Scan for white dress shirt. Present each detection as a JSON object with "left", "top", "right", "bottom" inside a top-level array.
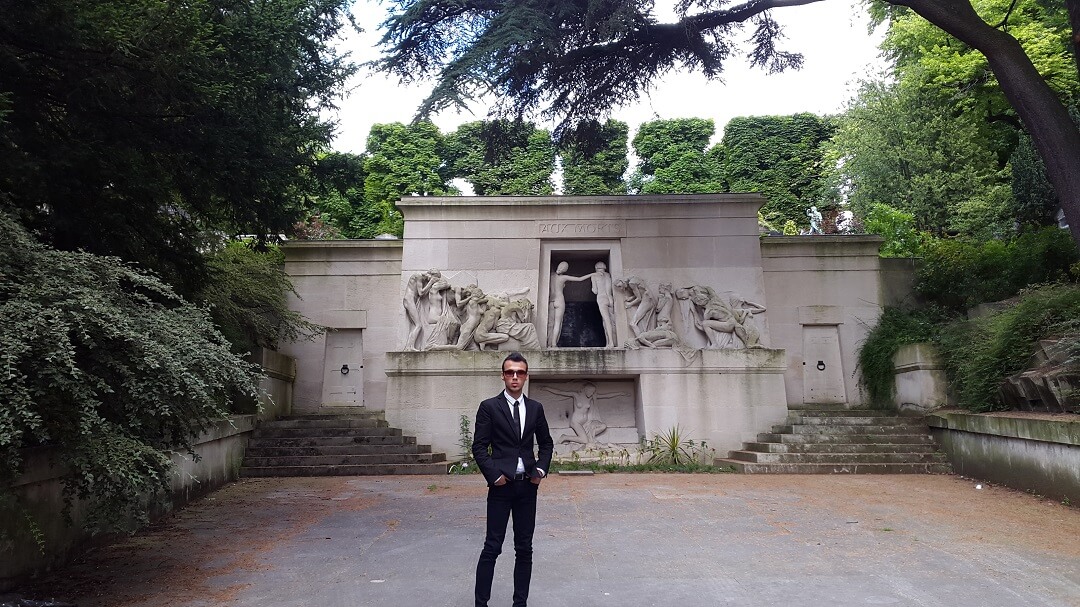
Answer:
[{"left": 503, "top": 391, "right": 527, "bottom": 474}]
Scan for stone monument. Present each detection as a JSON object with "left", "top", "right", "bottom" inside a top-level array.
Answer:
[
  {"left": 281, "top": 195, "right": 892, "bottom": 459},
  {"left": 381, "top": 194, "right": 791, "bottom": 458}
]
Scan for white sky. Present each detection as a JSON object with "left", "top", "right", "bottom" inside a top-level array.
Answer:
[{"left": 329, "top": 0, "right": 889, "bottom": 154}]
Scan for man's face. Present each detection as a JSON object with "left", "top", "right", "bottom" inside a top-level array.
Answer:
[{"left": 502, "top": 360, "right": 528, "bottom": 394}]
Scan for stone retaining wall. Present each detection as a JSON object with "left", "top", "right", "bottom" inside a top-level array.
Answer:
[
  {"left": 1, "top": 353, "right": 296, "bottom": 590},
  {"left": 1, "top": 416, "right": 258, "bottom": 590},
  {"left": 928, "top": 412, "right": 1080, "bottom": 504}
]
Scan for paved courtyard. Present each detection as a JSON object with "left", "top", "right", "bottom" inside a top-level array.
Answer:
[{"left": 9, "top": 473, "right": 1080, "bottom": 607}]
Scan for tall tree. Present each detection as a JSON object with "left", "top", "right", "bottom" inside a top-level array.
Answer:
[
  {"left": 1009, "top": 131, "right": 1059, "bottom": 228},
  {"left": 559, "top": 120, "right": 629, "bottom": 195},
  {"left": 0, "top": 211, "right": 261, "bottom": 530},
  {"left": 302, "top": 151, "right": 386, "bottom": 239},
  {"left": 829, "top": 78, "right": 1009, "bottom": 236},
  {"left": 374, "top": 0, "right": 1080, "bottom": 246},
  {"left": 720, "top": 113, "right": 835, "bottom": 225},
  {"left": 363, "top": 121, "right": 452, "bottom": 235},
  {"left": 629, "top": 118, "right": 724, "bottom": 194},
  {"left": 0, "top": 0, "right": 355, "bottom": 293},
  {"left": 445, "top": 120, "right": 556, "bottom": 195}
]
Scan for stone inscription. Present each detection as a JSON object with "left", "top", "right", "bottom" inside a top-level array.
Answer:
[{"left": 537, "top": 221, "right": 625, "bottom": 237}]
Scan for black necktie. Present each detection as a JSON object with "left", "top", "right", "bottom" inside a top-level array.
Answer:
[{"left": 512, "top": 399, "right": 521, "bottom": 438}]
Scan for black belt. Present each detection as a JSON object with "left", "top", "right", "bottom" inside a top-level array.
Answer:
[{"left": 512, "top": 473, "right": 529, "bottom": 481}]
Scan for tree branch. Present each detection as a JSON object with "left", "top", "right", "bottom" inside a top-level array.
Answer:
[
  {"left": 991, "top": 0, "right": 1019, "bottom": 31},
  {"left": 688, "top": 0, "right": 828, "bottom": 30}
]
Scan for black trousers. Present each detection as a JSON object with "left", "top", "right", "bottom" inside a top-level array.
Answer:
[{"left": 475, "top": 479, "right": 538, "bottom": 607}]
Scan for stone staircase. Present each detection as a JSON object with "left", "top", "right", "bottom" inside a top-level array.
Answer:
[
  {"left": 717, "top": 405, "right": 951, "bottom": 474},
  {"left": 241, "top": 409, "right": 449, "bottom": 477}
]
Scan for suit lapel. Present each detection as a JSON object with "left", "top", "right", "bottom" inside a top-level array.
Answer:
[{"left": 497, "top": 392, "right": 516, "bottom": 436}]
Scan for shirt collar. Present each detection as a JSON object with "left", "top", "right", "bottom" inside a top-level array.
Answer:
[{"left": 503, "top": 390, "right": 524, "bottom": 406}]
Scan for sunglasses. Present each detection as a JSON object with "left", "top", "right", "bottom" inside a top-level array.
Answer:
[{"left": 501, "top": 369, "right": 527, "bottom": 378}]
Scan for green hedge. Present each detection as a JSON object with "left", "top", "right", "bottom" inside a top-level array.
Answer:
[{"left": 916, "top": 227, "right": 1078, "bottom": 310}]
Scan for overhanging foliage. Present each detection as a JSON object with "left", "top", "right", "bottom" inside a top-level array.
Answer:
[{"left": 0, "top": 213, "right": 261, "bottom": 531}]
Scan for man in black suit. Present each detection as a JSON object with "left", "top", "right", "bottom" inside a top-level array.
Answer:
[{"left": 472, "top": 352, "right": 554, "bottom": 607}]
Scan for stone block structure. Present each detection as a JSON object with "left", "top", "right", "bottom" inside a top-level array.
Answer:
[{"left": 280, "top": 195, "right": 892, "bottom": 457}]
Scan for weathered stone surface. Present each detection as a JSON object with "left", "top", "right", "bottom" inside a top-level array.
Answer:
[
  {"left": 892, "top": 342, "right": 952, "bottom": 415},
  {"left": 999, "top": 338, "right": 1080, "bottom": 413},
  {"left": 385, "top": 348, "right": 788, "bottom": 457},
  {"left": 928, "top": 411, "right": 1080, "bottom": 503}
]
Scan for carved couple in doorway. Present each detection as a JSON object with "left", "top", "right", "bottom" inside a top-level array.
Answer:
[{"left": 548, "top": 261, "right": 616, "bottom": 348}]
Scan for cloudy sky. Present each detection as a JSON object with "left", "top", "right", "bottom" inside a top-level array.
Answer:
[{"left": 329, "top": 0, "right": 889, "bottom": 154}]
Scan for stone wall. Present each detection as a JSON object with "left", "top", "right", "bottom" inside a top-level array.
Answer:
[
  {"left": 279, "top": 201, "right": 906, "bottom": 418},
  {"left": 281, "top": 240, "right": 403, "bottom": 412},
  {"left": 2, "top": 417, "right": 254, "bottom": 590},
  {"left": 1, "top": 353, "right": 297, "bottom": 591},
  {"left": 929, "top": 412, "right": 1080, "bottom": 504},
  {"left": 397, "top": 194, "right": 770, "bottom": 351},
  {"left": 760, "top": 236, "right": 887, "bottom": 407},
  {"left": 255, "top": 347, "right": 297, "bottom": 420},
  {"left": 385, "top": 348, "right": 789, "bottom": 457},
  {"left": 879, "top": 256, "right": 920, "bottom": 307}
]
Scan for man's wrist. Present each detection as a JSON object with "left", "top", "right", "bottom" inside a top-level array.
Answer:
[{"left": 536, "top": 468, "right": 546, "bottom": 477}]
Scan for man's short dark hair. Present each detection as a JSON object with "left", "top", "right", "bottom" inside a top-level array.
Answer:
[{"left": 502, "top": 352, "right": 528, "bottom": 372}]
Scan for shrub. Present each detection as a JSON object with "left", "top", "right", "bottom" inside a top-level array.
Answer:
[
  {"left": 916, "top": 227, "right": 1078, "bottom": 310},
  {"left": 0, "top": 213, "right": 261, "bottom": 531},
  {"left": 640, "top": 426, "right": 715, "bottom": 466},
  {"left": 196, "top": 240, "right": 324, "bottom": 354},
  {"left": 862, "top": 203, "right": 927, "bottom": 257},
  {"left": 856, "top": 306, "right": 955, "bottom": 408}
]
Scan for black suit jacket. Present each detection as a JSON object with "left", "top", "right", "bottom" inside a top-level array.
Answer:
[{"left": 472, "top": 391, "right": 554, "bottom": 487}]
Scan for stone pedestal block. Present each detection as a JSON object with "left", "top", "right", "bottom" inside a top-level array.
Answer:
[
  {"left": 892, "top": 342, "right": 951, "bottom": 414},
  {"left": 384, "top": 348, "right": 788, "bottom": 457}
]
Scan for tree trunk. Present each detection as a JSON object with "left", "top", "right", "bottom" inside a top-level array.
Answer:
[
  {"left": 896, "top": 0, "right": 1080, "bottom": 245},
  {"left": 1068, "top": 0, "right": 1080, "bottom": 80}
]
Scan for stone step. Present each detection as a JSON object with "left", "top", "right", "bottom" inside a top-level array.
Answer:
[
  {"left": 772, "top": 424, "right": 931, "bottom": 436},
  {"left": 742, "top": 442, "right": 938, "bottom": 454},
  {"left": 244, "top": 453, "right": 447, "bottom": 467},
  {"left": 756, "top": 433, "right": 933, "bottom": 445},
  {"left": 240, "top": 463, "right": 450, "bottom": 477},
  {"left": 252, "top": 426, "right": 403, "bottom": 439},
  {"left": 715, "top": 459, "right": 952, "bottom": 474},
  {"left": 786, "top": 416, "right": 924, "bottom": 426},
  {"left": 248, "top": 435, "right": 417, "bottom": 447},
  {"left": 787, "top": 403, "right": 857, "bottom": 411},
  {"left": 242, "top": 411, "right": 449, "bottom": 476},
  {"left": 245, "top": 444, "right": 433, "bottom": 457},
  {"left": 788, "top": 409, "right": 901, "bottom": 417},
  {"left": 260, "top": 418, "right": 389, "bottom": 429},
  {"left": 727, "top": 450, "right": 947, "bottom": 465},
  {"left": 292, "top": 407, "right": 385, "bottom": 418}
]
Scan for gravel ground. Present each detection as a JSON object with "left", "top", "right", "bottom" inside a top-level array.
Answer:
[{"left": 7, "top": 473, "right": 1079, "bottom": 607}]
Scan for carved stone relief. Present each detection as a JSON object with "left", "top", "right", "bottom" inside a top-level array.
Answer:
[
  {"left": 533, "top": 380, "right": 637, "bottom": 452},
  {"left": 402, "top": 271, "right": 537, "bottom": 351},
  {"left": 404, "top": 270, "right": 765, "bottom": 352},
  {"left": 677, "top": 285, "right": 767, "bottom": 349}
]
